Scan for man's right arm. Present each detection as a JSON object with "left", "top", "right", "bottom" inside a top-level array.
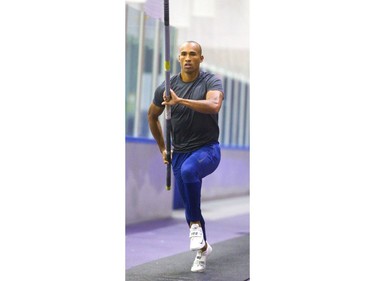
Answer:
[{"left": 147, "top": 103, "right": 168, "bottom": 163}]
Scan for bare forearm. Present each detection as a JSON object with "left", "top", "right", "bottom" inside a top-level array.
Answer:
[
  {"left": 162, "top": 89, "right": 223, "bottom": 114},
  {"left": 148, "top": 117, "right": 166, "bottom": 153},
  {"left": 178, "top": 98, "right": 220, "bottom": 114}
]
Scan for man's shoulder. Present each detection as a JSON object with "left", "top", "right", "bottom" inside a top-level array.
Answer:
[
  {"left": 157, "top": 74, "right": 180, "bottom": 88},
  {"left": 200, "top": 71, "right": 213, "bottom": 78},
  {"left": 200, "top": 71, "right": 221, "bottom": 82}
]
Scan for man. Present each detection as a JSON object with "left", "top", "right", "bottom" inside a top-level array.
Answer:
[{"left": 147, "top": 41, "right": 224, "bottom": 272}]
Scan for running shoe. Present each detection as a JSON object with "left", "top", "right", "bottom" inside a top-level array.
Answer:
[
  {"left": 189, "top": 224, "right": 205, "bottom": 251},
  {"left": 191, "top": 242, "right": 212, "bottom": 272}
]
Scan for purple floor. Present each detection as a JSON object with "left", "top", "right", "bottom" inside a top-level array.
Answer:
[{"left": 126, "top": 206, "right": 249, "bottom": 269}]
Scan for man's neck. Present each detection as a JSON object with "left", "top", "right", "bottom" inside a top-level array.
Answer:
[{"left": 180, "top": 70, "right": 200, "bottom": 83}]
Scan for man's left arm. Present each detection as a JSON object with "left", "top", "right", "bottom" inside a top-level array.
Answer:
[{"left": 162, "top": 89, "right": 224, "bottom": 114}]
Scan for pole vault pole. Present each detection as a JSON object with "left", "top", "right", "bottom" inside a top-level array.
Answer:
[{"left": 163, "top": 0, "right": 172, "bottom": 190}]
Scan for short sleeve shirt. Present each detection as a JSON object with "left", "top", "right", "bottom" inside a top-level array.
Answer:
[{"left": 153, "top": 71, "right": 224, "bottom": 152}]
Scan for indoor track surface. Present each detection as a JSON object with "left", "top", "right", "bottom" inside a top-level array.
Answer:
[{"left": 126, "top": 196, "right": 250, "bottom": 281}]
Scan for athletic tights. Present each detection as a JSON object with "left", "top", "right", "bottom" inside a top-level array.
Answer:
[{"left": 172, "top": 142, "right": 221, "bottom": 241}]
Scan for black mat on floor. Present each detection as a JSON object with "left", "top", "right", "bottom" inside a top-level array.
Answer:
[{"left": 126, "top": 234, "right": 249, "bottom": 281}]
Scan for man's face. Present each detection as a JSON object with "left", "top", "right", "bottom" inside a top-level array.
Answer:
[{"left": 178, "top": 43, "right": 203, "bottom": 74}]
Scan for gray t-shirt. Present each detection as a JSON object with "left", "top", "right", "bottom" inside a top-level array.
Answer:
[{"left": 153, "top": 71, "right": 224, "bottom": 152}]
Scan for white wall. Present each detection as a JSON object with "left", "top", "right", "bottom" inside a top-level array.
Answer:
[
  {"left": 126, "top": 0, "right": 250, "bottom": 76},
  {"left": 172, "top": 0, "right": 250, "bottom": 76}
]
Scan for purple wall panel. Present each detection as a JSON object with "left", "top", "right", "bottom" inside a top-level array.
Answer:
[{"left": 126, "top": 140, "right": 249, "bottom": 224}]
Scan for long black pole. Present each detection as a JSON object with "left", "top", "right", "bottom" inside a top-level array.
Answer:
[{"left": 164, "top": 0, "right": 171, "bottom": 190}]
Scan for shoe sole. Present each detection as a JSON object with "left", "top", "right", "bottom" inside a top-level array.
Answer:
[
  {"left": 190, "top": 245, "right": 205, "bottom": 251},
  {"left": 190, "top": 240, "right": 205, "bottom": 251},
  {"left": 191, "top": 267, "right": 205, "bottom": 273}
]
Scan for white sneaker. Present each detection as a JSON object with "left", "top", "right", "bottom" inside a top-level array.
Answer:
[
  {"left": 191, "top": 242, "right": 212, "bottom": 272},
  {"left": 189, "top": 224, "right": 205, "bottom": 251}
]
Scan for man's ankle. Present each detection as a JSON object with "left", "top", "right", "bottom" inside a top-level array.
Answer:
[
  {"left": 201, "top": 242, "right": 207, "bottom": 252},
  {"left": 190, "top": 221, "right": 201, "bottom": 227}
]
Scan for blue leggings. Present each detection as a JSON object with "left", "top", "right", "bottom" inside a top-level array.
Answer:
[{"left": 172, "top": 142, "right": 221, "bottom": 241}]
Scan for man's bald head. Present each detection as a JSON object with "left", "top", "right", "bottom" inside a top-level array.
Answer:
[{"left": 179, "top": 41, "right": 202, "bottom": 56}]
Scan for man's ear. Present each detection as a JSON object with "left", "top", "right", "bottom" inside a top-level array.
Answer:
[{"left": 200, "top": 55, "right": 204, "bottom": 62}]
